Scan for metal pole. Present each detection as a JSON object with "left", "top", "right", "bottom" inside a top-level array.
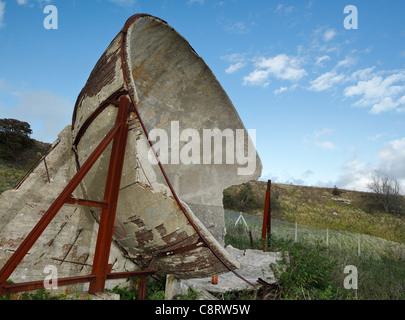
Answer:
[
  {"left": 266, "top": 180, "right": 272, "bottom": 248},
  {"left": 89, "top": 95, "right": 130, "bottom": 294},
  {"left": 261, "top": 180, "right": 271, "bottom": 250},
  {"left": 358, "top": 235, "right": 361, "bottom": 256}
]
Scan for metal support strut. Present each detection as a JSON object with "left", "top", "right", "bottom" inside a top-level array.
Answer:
[
  {"left": 0, "top": 96, "right": 155, "bottom": 299},
  {"left": 261, "top": 180, "right": 272, "bottom": 250}
]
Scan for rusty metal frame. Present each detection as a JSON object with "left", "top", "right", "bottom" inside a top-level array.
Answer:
[
  {"left": 261, "top": 180, "right": 272, "bottom": 250},
  {"left": 0, "top": 95, "right": 156, "bottom": 299}
]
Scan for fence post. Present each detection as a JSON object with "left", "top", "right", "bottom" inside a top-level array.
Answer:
[
  {"left": 261, "top": 180, "right": 272, "bottom": 250},
  {"left": 357, "top": 235, "right": 361, "bottom": 256}
]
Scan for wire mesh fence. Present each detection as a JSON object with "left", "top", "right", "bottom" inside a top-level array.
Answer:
[{"left": 224, "top": 210, "right": 405, "bottom": 259}]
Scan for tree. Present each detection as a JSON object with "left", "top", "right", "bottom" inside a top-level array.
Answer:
[
  {"left": 367, "top": 170, "right": 403, "bottom": 214},
  {"left": 0, "top": 118, "right": 34, "bottom": 160}
]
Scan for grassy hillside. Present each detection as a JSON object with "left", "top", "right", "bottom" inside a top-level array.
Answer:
[
  {"left": 0, "top": 139, "right": 51, "bottom": 194},
  {"left": 223, "top": 182, "right": 405, "bottom": 300},
  {"left": 224, "top": 181, "right": 405, "bottom": 244}
]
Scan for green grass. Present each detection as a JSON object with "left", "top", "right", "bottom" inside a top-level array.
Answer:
[
  {"left": 0, "top": 139, "right": 50, "bottom": 194},
  {"left": 225, "top": 210, "right": 405, "bottom": 300},
  {"left": 225, "top": 181, "right": 405, "bottom": 244},
  {"left": 225, "top": 210, "right": 405, "bottom": 259}
]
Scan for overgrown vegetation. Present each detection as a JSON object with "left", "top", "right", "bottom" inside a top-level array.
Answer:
[
  {"left": 0, "top": 118, "right": 50, "bottom": 194},
  {"left": 224, "top": 181, "right": 405, "bottom": 244},
  {"left": 223, "top": 182, "right": 280, "bottom": 215},
  {"left": 105, "top": 277, "right": 166, "bottom": 300},
  {"left": 226, "top": 223, "right": 405, "bottom": 300}
]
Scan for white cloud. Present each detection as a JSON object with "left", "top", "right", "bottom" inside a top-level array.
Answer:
[
  {"left": 222, "top": 53, "right": 246, "bottom": 74},
  {"left": 188, "top": 0, "right": 204, "bottom": 5},
  {"left": 226, "top": 62, "right": 245, "bottom": 74},
  {"left": 309, "top": 70, "right": 345, "bottom": 92},
  {"left": 0, "top": 1, "right": 5, "bottom": 28},
  {"left": 303, "top": 128, "right": 336, "bottom": 151},
  {"left": 109, "top": 0, "right": 137, "bottom": 7},
  {"left": 223, "top": 21, "right": 253, "bottom": 34},
  {"left": 274, "top": 87, "right": 288, "bottom": 95},
  {"left": 257, "top": 55, "right": 307, "bottom": 80},
  {"left": 337, "top": 160, "right": 373, "bottom": 192},
  {"left": 243, "top": 54, "right": 306, "bottom": 87},
  {"left": 276, "top": 4, "right": 295, "bottom": 14},
  {"left": 323, "top": 28, "right": 336, "bottom": 42},
  {"left": 314, "top": 128, "right": 333, "bottom": 139},
  {"left": 349, "top": 67, "right": 376, "bottom": 82},
  {"left": 367, "top": 133, "right": 386, "bottom": 141},
  {"left": 337, "top": 138, "right": 405, "bottom": 192},
  {"left": 17, "top": 0, "right": 52, "bottom": 6},
  {"left": 344, "top": 70, "right": 405, "bottom": 114},
  {"left": 377, "top": 137, "right": 405, "bottom": 180},
  {"left": 370, "top": 97, "right": 398, "bottom": 114},
  {"left": 243, "top": 69, "right": 271, "bottom": 87},
  {"left": 315, "top": 55, "right": 331, "bottom": 67},
  {"left": 316, "top": 141, "right": 336, "bottom": 150},
  {"left": 274, "top": 84, "right": 298, "bottom": 95},
  {"left": 336, "top": 55, "right": 357, "bottom": 69}
]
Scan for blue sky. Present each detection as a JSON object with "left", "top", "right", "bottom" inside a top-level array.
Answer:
[{"left": 0, "top": 0, "right": 405, "bottom": 192}]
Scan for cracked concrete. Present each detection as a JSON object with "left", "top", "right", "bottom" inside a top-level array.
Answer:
[{"left": 0, "top": 14, "right": 262, "bottom": 293}]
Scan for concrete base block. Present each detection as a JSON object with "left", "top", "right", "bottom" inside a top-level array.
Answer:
[{"left": 165, "top": 246, "right": 285, "bottom": 299}]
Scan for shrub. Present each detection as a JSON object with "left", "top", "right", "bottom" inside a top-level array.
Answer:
[
  {"left": 332, "top": 185, "right": 342, "bottom": 196},
  {"left": 271, "top": 239, "right": 337, "bottom": 298}
]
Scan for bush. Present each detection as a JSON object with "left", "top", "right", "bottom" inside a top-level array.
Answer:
[
  {"left": 270, "top": 238, "right": 337, "bottom": 299},
  {"left": 332, "top": 185, "right": 342, "bottom": 196},
  {"left": 223, "top": 190, "right": 236, "bottom": 210},
  {"left": 223, "top": 183, "right": 282, "bottom": 215}
]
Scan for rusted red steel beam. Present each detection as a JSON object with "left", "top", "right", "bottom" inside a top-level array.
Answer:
[
  {"left": 0, "top": 275, "right": 96, "bottom": 295},
  {"left": 89, "top": 96, "right": 130, "bottom": 294},
  {"left": 0, "top": 269, "right": 156, "bottom": 295},
  {"left": 0, "top": 120, "right": 122, "bottom": 287},
  {"left": 266, "top": 180, "right": 272, "bottom": 248},
  {"left": 65, "top": 196, "right": 108, "bottom": 209},
  {"left": 72, "top": 89, "right": 127, "bottom": 147},
  {"left": 261, "top": 180, "right": 271, "bottom": 250}
]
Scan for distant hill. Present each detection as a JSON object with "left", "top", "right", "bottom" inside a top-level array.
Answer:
[
  {"left": 0, "top": 139, "right": 51, "bottom": 194},
  {"left": 1, "top": 138, "right": 404, "bottom": 245},
  {"left": 224, "top": 180, "right": 405, "bottom": 244}
]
